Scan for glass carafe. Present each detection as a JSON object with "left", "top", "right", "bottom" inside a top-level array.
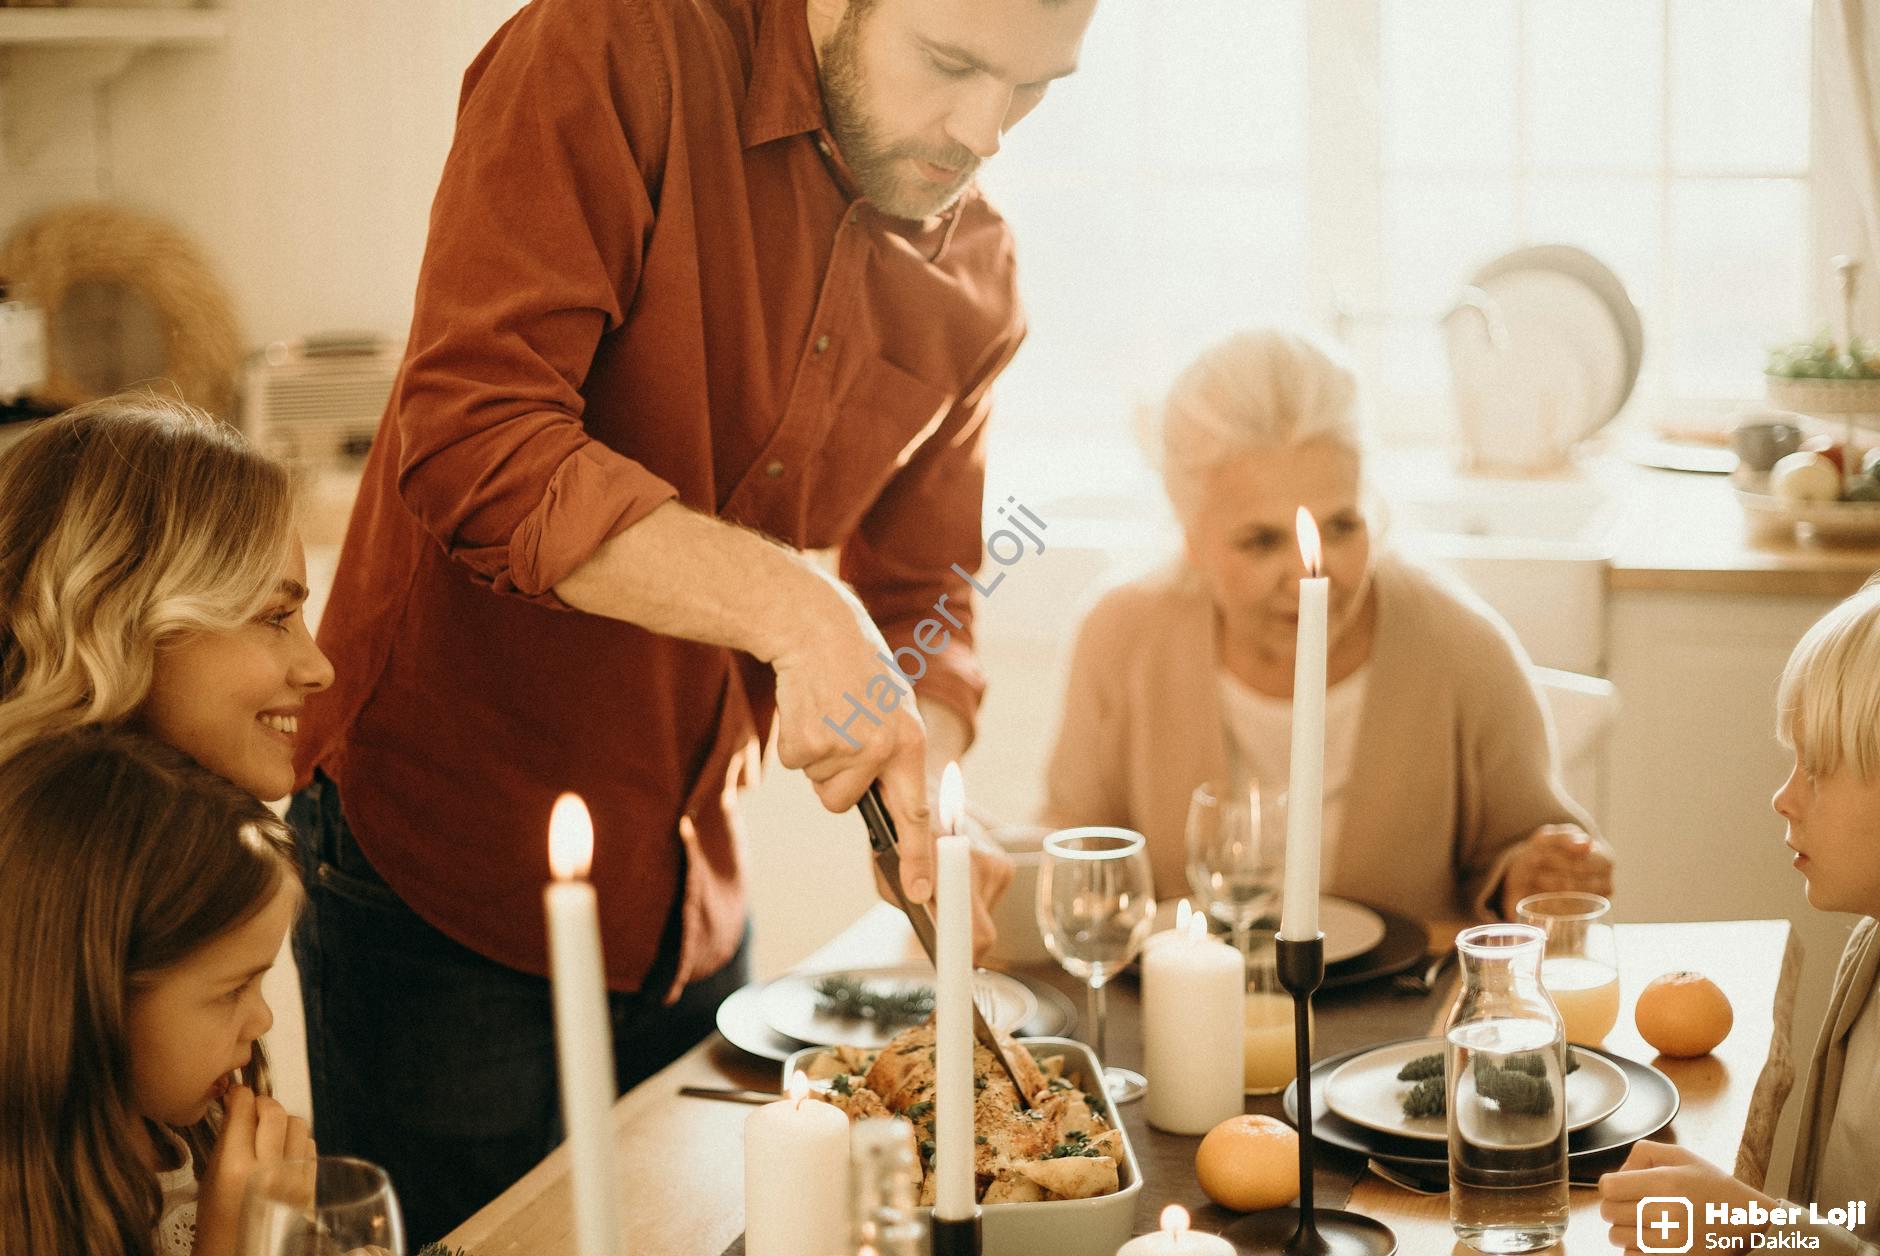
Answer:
[
  {"left": 1445, "top": 923, "right": 1569, "bottom": 1254},
  {"left": 848, "top": 1117, "right": 926, "bottom": 1256}
]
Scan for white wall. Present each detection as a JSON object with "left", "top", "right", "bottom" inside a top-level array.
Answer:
[
  {"left": 0, "top": 59, "right": 106, "bottom": 229},
  {"left": 97, "top": 0, "right": 526, "bottom": 347}
]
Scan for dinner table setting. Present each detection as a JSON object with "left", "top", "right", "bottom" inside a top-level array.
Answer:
[{"left": 430, "top": 511, "right": 1806, "bottom": 1256}]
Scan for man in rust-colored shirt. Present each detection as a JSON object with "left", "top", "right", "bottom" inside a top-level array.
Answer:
[{"left": 287, "top": 0, "right": 1098, "bottom": 1240}]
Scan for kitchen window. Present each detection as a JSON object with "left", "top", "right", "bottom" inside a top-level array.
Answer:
[{"left": 983, "top": 0, "right": 1816, "bottom": 500}]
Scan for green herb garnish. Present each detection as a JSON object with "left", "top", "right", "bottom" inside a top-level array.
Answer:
[
  {"left": 1402, "top": 1076, "right": 1446, "bottom": 1119},
  {"left": 814, "top": 976, "right": 935, "bottom": 1029},
  {"left": 1400, "top": 1049, "right": 1577, "bottom": 1119},
  {"left": 1042, "top": 1130, "right": 1101, "bottom": 1159}
]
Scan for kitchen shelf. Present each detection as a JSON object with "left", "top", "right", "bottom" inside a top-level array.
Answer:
[
  {"left": 0, "top": 7, "right": 225, "bottom": 164},
  {"left": 0, "top": 7, "right": 224, "bottom": 47}
]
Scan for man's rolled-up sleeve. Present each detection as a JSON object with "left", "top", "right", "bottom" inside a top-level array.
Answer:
[
  {"left": 390, "top": 0, "right": 678, "bottom": 608},
  {"left": 840, "top": 321, "right": 1026, "bottom": 738}
]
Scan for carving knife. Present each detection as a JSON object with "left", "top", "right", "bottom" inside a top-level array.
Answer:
[{"left": 858, "top": 782, "right": 1031, "bottom": 1100}]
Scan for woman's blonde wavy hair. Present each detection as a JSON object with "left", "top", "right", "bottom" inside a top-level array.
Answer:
[{"left": 0, "top": 393, "right": 294, "bottom": 764}]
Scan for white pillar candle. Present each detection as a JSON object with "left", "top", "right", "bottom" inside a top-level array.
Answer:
[
  {"left": 1280, "top": 507, "right": 1328, "bottom": 942},
  {"left": 1115, "top": 1205, "right": 1238, "bottom": 1255},
  {"left": 544, "top": 793, "right": 624, "bottom": 1256},
  {"left": 743, "top": 1071, "right": 851, "bottom": 1256},
  {"left": 934, "top": 825, "right": 977, "bottom": 1220},
  {"left": 1142, "top": 909, "right": 1243, "bottom": 1134}
]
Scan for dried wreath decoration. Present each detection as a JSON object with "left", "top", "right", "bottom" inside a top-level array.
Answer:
[{"left": 0, "top": 201, "right": 242, "bottom": 418}]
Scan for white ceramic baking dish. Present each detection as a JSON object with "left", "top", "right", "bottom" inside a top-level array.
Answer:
[{"left": 781, "top": 1036, "right": 1143, "bottom": 1256}]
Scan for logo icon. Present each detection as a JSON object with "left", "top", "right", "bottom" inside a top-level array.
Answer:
[{"left": 1637, "top": 1196, "right": 1694, "bottom": 1253}]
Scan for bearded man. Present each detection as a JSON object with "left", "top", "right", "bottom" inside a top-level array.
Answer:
[{"left": 287, "top": 0, "right": 1099, "bottom": 1241}]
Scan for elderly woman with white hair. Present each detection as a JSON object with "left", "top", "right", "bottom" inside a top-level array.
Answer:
[{"left": 1040, "top": 328, "right": 1614, "bottom": 922}]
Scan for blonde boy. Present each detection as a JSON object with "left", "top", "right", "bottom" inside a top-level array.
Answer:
[{"left": 1600, "top": 581, "right": 1880, "bottom": 1254}]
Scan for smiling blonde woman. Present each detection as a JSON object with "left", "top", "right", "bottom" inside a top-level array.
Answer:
[
  {"left": 0, "top": 393, "right": 333, "bottom": 799},
  {"left": 1041, "top": 328, "right": 1614, "bottom": 922}
]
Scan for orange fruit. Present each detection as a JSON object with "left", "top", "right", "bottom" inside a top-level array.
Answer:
[
  {"left": 1195, "top": 1114, "right": 1299, "bottom": 1212},
  {"left": 1634, "top": 971, "right": 1733, "bottom": 1058}
]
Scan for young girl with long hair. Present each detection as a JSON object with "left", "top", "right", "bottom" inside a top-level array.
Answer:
[
  {"left": 0, "top": 392, "right": 333, "bottom": 797},
  {"left": 0, "top": 726, "right": 312, "bottom": 1256}
]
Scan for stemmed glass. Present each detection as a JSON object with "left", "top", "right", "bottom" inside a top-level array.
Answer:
[
  {"left": 1036, "top": 826, "right": 1156, "bottom": 1103},
  {"left": 238, "top": 1156, "right": 406, "bottom": 1256},
  {"left": 1185, "top": 780, "right": 1283, "bottom": 960}
]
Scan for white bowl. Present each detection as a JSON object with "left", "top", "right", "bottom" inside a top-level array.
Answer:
[{"left": 781, "top": 1037, "right": 1143, "bottom": 1256}]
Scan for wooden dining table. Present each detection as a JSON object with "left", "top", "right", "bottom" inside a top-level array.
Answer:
[{"left": 442, "top": 904, "right": 1802, "bottom": 1255}]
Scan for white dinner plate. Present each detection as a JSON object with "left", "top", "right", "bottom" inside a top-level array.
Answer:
[
  {"left": 1323, "top": 1036, "right": 1630, "bottom": 1142},
  {"left": 1470, "top": 244, "right": 1644, "bottom": 444},
  {"left": 758, "top": 964, "right": 1037, "bottom": 1050},
  {"left": 1149, "top": 896, "right": 1387, "bottom": 966},
  {"left": 1319, "top": 897, "right": 1388, "bottom": 964}
]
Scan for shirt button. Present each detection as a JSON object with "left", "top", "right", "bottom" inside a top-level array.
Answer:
[
  {"left": 765, "top": 460, "right": 785, "bottom": 478},
  {"left": 817, "top": 139, "right": 831, "bottom": 157},
  {"left": 813, "top": 334, "right": 830, "bottom": 354}
]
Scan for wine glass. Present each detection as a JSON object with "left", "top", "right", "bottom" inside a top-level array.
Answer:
[
  {"left": 238, "top": 1156, "right": 406, "bottom": 1256},
  {"left": 1517, "top": 891, "right": 1621, "bottom": 1046},
  {"left": 1036, "top": 826, "right": 1156, "bottom": 1103},
  {"left": 1184, "top": 780, "right": 1283, "bottom": 961}
]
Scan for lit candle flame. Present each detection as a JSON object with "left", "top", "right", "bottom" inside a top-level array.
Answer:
[
  {"left": 1186, "top": 907, "right": 1207, "bottom": 942},
  {"left": 1174, "top": 898, "right": 1192, "bottom": 934},
  {"left": 788, "top": 1068, "right": 811, "bottom": 1108},
  {"left": 548, "top": 792, "right": 594, "bottom": 881},
  {"left": 1160, "top": 1204, "right": 1190, "bottom": 1240},
  {"left": 938, "top": 761, "right": 965, "bottom": 835},
  {"left": 1295, "top": 506, "right": 1323, "bottom": 578}
]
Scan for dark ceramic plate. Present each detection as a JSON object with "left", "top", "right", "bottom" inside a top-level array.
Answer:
[{"left": 1283, "top": 1038, "right": 1680, "bottom": 1169}]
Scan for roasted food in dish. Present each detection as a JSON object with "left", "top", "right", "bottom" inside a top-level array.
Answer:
[{"left": 803, "top": 1020, "right": 1123, "bottom": 1205}]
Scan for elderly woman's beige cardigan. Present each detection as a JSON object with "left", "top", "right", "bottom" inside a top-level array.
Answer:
[
  {"left": 1778, "top": 916, "right": 1879, "bottom": 1253},
  {"left": 1039, "top": 553, "right": 1593, "bottom": 922}
]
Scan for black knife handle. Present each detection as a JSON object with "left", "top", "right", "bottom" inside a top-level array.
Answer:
[{"left": 859, "top": 781, "right": 899, "bottom": 854}]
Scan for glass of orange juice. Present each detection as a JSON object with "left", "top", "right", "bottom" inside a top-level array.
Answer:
[
  {"left": 1243, "top": 938, "right": 1311, "bottom": 1094},
  {"left": 1517, "top": 892, "right": 1620, "bottom": 1046}
]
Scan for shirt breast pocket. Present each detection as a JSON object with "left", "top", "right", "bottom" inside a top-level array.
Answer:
[{"left": 818, "top": 356, "right": 956, "bottom": 533}]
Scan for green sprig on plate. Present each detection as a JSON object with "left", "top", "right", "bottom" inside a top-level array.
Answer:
[
  {"left": 1394, "top": 1050, "right": 1580, "bottom": 1119},
  {"left": 812, "top": 975, "right": 935, "bottom": 1029}
]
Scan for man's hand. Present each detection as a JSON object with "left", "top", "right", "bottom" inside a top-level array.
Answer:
[
  {"left": 1599, "top": 1141, "right": 1777, "bottom": 1254},
  {"left": 192, "top": 1086, "right": 316, "bottom": 1256},
  {"left": 867, "top": 780, "right": 1014, "bottom": 961},
  {"left": 1498, "top": 824, "right": 1614, "bottom": 917},
  {"left": 772, "top": 577, "right": 935, "bottom": 903}
]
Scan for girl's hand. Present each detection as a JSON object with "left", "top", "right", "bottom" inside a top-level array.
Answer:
[
  {"left": 1598, "top": 1141, "right": 1777, "bottom": 1254},
  {"left": 192, "top": 1086, "right": 316, "bottom": 1256}
]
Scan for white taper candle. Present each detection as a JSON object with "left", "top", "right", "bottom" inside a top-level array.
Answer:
[
  {"left": 1281, "top": 508, "right": 1327, "bottom": 942},
  {"left": 545, "top": 793, "right": 623, "bottom": 1256},
  {"left": 935, "top": 830, "right": 976, "bottom": 1220}
]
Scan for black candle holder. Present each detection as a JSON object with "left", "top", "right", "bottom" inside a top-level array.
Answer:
[
  {"left": 1222, "top": 933, "right": 1396, "bottom": 1256},
  {"left": 930, "top": 1209, "right": 982, "bottom": 1256}
]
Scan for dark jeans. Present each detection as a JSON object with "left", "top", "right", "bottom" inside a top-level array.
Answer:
[{"left": 287, "top": 772, "right": 750, "bottom": 1247}]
